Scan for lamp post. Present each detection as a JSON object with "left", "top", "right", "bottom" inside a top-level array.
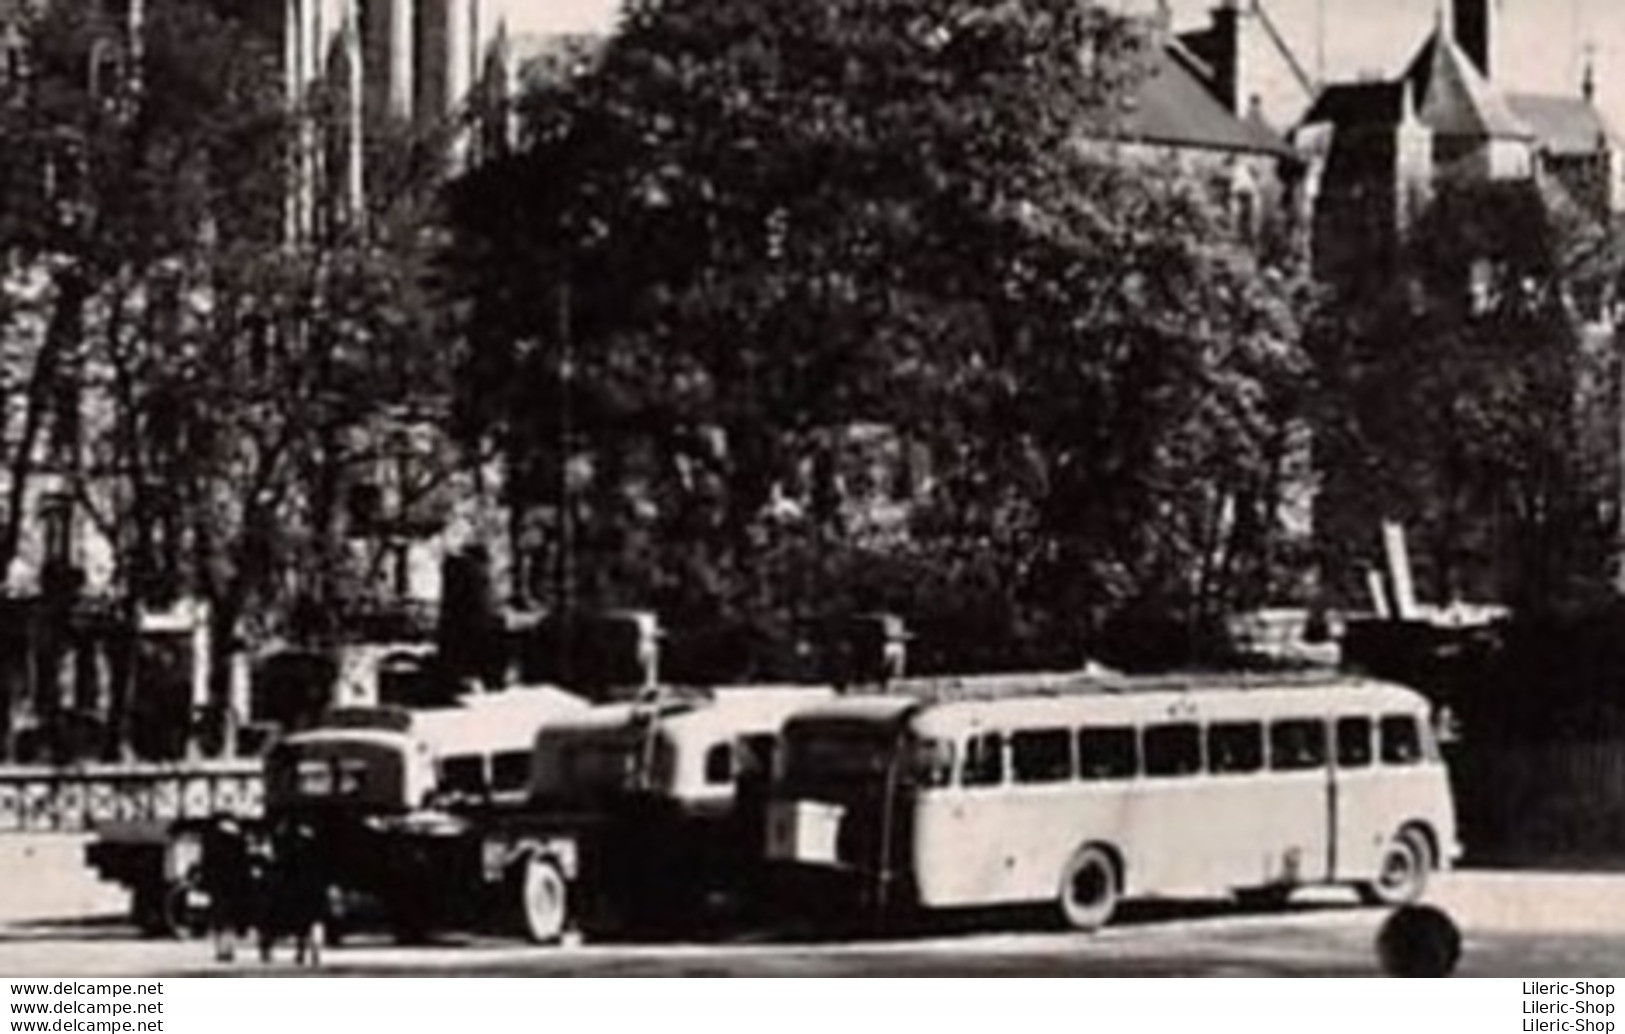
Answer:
[{"left": 555, "top": 278, "right": 577, "bottom": 686}]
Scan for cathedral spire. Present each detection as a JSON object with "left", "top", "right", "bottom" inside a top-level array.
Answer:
[{"left": 340, "top": 0, "right": 365, "bottom": 228}]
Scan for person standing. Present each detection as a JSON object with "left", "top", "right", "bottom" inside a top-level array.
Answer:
[
  {"left": 199, "top": 817, "right": 253, "bottom": 963},
  {"left": 260, "top": 820, "right": 329, "bottom": 967}
]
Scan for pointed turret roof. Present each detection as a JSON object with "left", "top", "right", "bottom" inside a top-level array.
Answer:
[{"left": 1403, "top": 26, "right": 1532, "bottom": 140}]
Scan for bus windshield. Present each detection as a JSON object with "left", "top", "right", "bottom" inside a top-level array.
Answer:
[
  {"left": 783, "top": 721, "right": 953, "bottom": 793},
  {"left": 783, "top": 722, "right": 896, "bottom": 789}
]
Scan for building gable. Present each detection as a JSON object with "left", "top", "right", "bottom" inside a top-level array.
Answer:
[{"left": 1403, "top": 30, "right": 1531, "bottom": 142}]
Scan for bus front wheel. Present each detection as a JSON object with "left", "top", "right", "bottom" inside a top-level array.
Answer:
[
  {"left": 1358, "top": 828, "right": 1432, "bottom": 907},
  {"left": 516, "top": 855, "right": 569, "bottom": 945},
  {"left": 1058, "top": 845, "right": 1119, "bottom": 932}
]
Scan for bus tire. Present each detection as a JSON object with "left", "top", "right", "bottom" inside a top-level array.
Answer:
[
  {"left": 161, "top": 878, "right": 208, "bottom": 941},
  {"left": 517, "top": 855, "right": 568, "bottom": 945},
  {"left": 1358, "top": 827, "right": 1432, "bottom": 907},
  {"left": 132, "top": 885, "right": 167, "bottom": 938},
  {"left": 1058, "top": 845, "right": 1119, "bottom": 932}
]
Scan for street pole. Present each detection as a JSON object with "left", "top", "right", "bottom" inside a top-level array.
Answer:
[
  {"left": 556, "top": 278, "right": 577, "bottom": 685},
  {"left": 1616, "top": 320, "right": 1625, "bottom": 595}
]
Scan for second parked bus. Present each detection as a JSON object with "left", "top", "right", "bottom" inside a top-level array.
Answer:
[{"left": 766, "top": 673, "right": 1457, "bottom": 930}]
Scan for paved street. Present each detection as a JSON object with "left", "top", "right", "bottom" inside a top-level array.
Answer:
[{"left": 1, "top": 871, "right": 1623, "bottom": 976}]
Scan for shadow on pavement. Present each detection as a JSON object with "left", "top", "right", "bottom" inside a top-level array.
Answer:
[{"left": 0, "top": 914, "right": 136, "bottom": 943}]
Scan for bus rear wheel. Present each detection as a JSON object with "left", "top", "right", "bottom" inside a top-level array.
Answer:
[
  {"left": 517, "top": 855, "right": 568, "bottom": 945},
  {"left": 1358, "top": 828, "right": 1432, "bottom": 907},
  {"left": 1058, "top": 845, "right": 1119, "bottom": 932},
  {"left": 161, "top": 877, "right": 208, "bottom": 941}
]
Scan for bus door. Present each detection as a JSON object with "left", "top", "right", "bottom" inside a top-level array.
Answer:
[
  {"left": 1328, "top": 714, "right": 1380, "bottom": 880},
  {"left": 863, "top": 728, "right": 922, "bottom": 918},
  {"left": 1257, "top": 718, "right": 1332, "bottom": 886}
]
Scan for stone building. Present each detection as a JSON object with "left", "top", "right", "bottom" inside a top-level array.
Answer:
[
  {"left": 1176, "top": 0, "right": 1317, "bottom": 135},
  {"left": 0, "top": 0, "right": 542, "bottom": 758},
  {"left": 1296, "top": 0, "right": 1621, "bottom": 280},
  {"left": 1292, "top": 0, "right": 1624, "bottom": 608},
  {"left": 1102, "top": 2, "right": 1312, "bottom": 226}
]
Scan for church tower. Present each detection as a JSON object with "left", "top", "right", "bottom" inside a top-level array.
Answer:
[
  {"left": 1452, "top": 0, "right": 1497, "bottom": 81},
  {"left": 361, "top": 0, "right": 415, "bottom": 123}
]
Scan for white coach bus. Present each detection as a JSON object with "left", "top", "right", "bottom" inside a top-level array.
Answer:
[
  {"left": 766, "top": 673, "right": 1458, "bottom": 930},
  {"left": 520, "top": 684, "right": 835, "bottom": 936}
]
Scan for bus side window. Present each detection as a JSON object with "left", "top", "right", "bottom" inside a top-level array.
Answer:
[
  {"left": 913, "top": 738, "right": 956, "bottom": 788},
  {"left": 1011, "top": 728, "right": 1073, "bottom": 784},
  {"left": 1380, "top": 715, "right": 1423, "bottom": 765},
  {"left": 491, "top": 750, "right": 531, "bottom": 792},
  {"left": 961, "top": 732, "right": 1005, "bottom": 787},
  {"left": 704, "top": 742, "right": 735, "bottom": 785},
  {"left": 1269, "top": 720, "right": 1328, "bottom": 771},
  {"left": 1336, "top": 717, "right": 1374, "bottom": 768},
  {"left": 1078, "top": 726, "right": 1138, "bottom": 780},
  {"left": 1143, "top": 724, "right": 1202, "bottom": 777},
  {"left": 1207, "top": 722, "right": 1264, "bottom": 775},
  {"left": 440, "top": 754, "right": 487, "bottom": 796},
  {"left": 739, "top": 734, "right": 777, "bottom": 781}
]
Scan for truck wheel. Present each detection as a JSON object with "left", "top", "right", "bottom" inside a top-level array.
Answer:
[
  {"left": 161, "top": 879, "right": 208, "bottom": 940},
  {"left": 517, "top": 855, "right": 568, "bottom": 945}
]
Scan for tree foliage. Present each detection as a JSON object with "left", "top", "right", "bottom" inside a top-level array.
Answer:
[
  {"left": 450, "top": 0, "right": 1310, "bottom": 674},
  {"left": 1310, "top": 178, "right": 1622, "bottom": 613},
  {"left": 0, "top": 0, "right": 452, "bottom": 745}
]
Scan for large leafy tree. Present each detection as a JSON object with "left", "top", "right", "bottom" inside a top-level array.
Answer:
[
  {"left": 0, "top": 0, "right": 453, "bottom": 755},
  {"left": 449, "top": 0, "right": 1309, "bottom": 674},
  {"left": 1311, "top": 179, "right": 1622, "bottom": 614}
]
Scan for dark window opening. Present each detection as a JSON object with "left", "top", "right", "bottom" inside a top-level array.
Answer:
[
  {"left": 1380, "top": 715, "right": 1423, "bottom": 765},
  {"left": 491, "top": 750, "right": 530, "bottom": 792},
  {"left": 738, "top": 734, "right": 777, "bottom": 781},
  {"left": 912, "top": 738, "right": 955, "bottom": 788},
  {"left": 1011, "top": 728, "right": 1073, "bottom": 784},
  {"left": 1269, "top": 719, "right": 1328, "bottom": 771},
  {"left": 703, "top": 742, "right": 734, "bottom": 785},
  {"left": 1143, "top": 724, "right": 1202, "bottom": 777},
  {"left": 961, "top": 732, "right": 1004, "bottom": 787},
  {"left": 1336, "top": 717, "right": 1374, "bottom": 768},
  {"left": 1208, "top": 722, "right": 1264, "bottom": 775},
  {"left": 1078, "top": 726, "right": 1138, "bottom": 780},
  {"left": 440, "top": 755, "right": 486, "bottom": 796},
  {"left": 39, "top": 493, "right": 72, "bottom": 568}
]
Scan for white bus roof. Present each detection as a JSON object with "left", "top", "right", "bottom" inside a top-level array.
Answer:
[
  {"left": 663, "top": 684, "right": 837, "bottom": 740},
  {"left": 276, "top": 727, "right": 414, "bottom": 753},
  {"left": 785, "top": 674, "right": 1431, "bottom": 738},
  {"left": 411, "top": 687, "right": 592, "bottom": 756},
  {"left": 534, "top": 684, "right": 838, "bottom": 745}
]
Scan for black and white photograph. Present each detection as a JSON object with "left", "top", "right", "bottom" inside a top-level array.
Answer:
[{"left": 0, "top": 0, "right": 1620, "bottom": 981}]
